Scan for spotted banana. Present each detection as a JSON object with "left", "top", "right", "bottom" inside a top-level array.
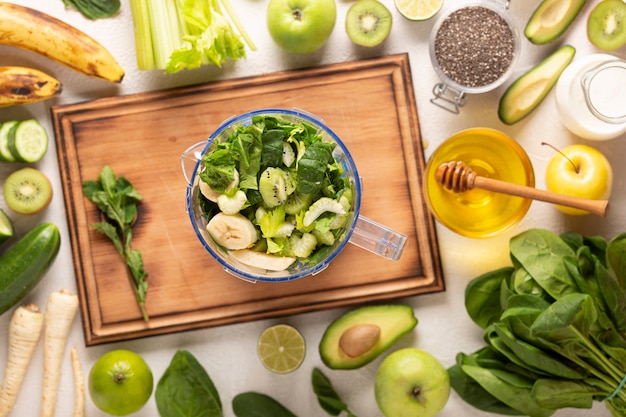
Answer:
[
  {"left": 0, "top": 2, "right": 124, "bottom": 83},
  {"left": 0, "top": 66, "right": 63, "bottom": 108}
]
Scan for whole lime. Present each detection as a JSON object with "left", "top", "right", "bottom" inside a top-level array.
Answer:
[{"left": 88, "top": 349, "right": 153, "bottom": 416}]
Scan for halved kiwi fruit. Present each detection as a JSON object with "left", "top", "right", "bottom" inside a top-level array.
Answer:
[
  {"left": 587, "top": 0, "right": 626, "bottom": 51},
  {"left": 3, "top": 167, "right": 53, "bottom": 215},
  {"left": 345, "top": 0, "right": 393, "bottom": 48}
]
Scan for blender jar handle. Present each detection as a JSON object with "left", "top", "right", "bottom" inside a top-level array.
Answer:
[
  {"left": 349, "top": 215, "right": 408, "bottom": 261},
  {"left": 181, "top": 141, "right": 208, "bottom": 184}
]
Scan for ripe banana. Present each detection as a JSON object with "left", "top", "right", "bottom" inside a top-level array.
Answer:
[
  {"left": 206, "top": 212, "right": 258, "bottom": 250},
  {"left": 0, "top": 2, "right": 124, "bottom": 83},
  {"left": 0, "top": 66, "right": 62, "bottom": 108},
  {"left": 229, "top": 249, "right": 296, "bottom": 272}
]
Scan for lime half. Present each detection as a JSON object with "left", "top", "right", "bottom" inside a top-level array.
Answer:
[
  {"left": 395, "top": 0, "right": 443, "bottom": 20},
  {"left": 0, "top": 209, "right": 14, "bottom": 245},
  {"left": 258, "top": 324, "right": 305, "bottom": 374}
]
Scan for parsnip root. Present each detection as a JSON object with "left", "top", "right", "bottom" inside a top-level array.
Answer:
[
  {"left": 0, "top": 304, "right": 44, "bottom": 417},
  {"left": 70, "top": 347, "right": 84, "bottom": 417},
  {"left": 41, "top": 289, "right": 78, "bottom": 417}
]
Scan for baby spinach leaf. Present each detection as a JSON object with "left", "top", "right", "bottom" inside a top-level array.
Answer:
[
  {"left": 232, "top": 392, "right": 297, "bottom": 417},
  {"left": 531, "top": 379, "right": 599, "bottom": 409},
  {"left": 260, "top": 129, "right": 286, "bottom": 170},
  {"left": 311, "top": 368, "right": 357, "bottom": 417},
  {"left": 607, "top": 233, "right": 626, "bottom": 290},
  {"left": 62, "top": 0, "right": 120, "bottom": 19},
  {"left": 297, "top": 141, "right": 335, "bottom": 195},
  {"left": 530, "top": 293, "right": 598, "bottom": 346},
  {"left": 510, "top": 229, "right": 579, "bottom": 300},
  {"left": 155, "top": 350, "right": 222, "bottom": 417},
  {"left": 465, "top": 267, "right": 513, "bottom": 329},
  {"left": 461, "top": 365, "right": 555, "bottom": 417}
]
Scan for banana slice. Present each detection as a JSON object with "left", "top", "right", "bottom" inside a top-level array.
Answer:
[
  {"left": 206, "top": 212, "right": 258, "bottom": 250},
  {"left": 229, "top": 249, "right": 296, "bottom": 271}
]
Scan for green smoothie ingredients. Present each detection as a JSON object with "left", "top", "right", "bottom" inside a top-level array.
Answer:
[
  {"left": 198, "top": 114, "right": 355, "bottom": 272},
  {"left": 82, "top": 166, "right": 149, "bottom": 321},
  {"left": 450, "top": 229, "right": 626, "bottom": 416},
  {"left": 129, "top": 0, "right": 255, "bottom": 72},
  {"left": 312, "top": 367, "right": 358, "bottom": 417},
  {"left": 62, "top": 0, "right": 120, "bottom": 19},
  {"left": 233, "top": 392, "right": 298, "bottom": 417}
]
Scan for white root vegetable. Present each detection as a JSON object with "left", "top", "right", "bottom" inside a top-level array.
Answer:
[
  {"left": 41, "top": 289, "right": 79, "bottom": 417},
  {"left": 70, "top": 347, "right": 84, "bottom": 417},
  {"left": 0, "top": 304, "right": 44, "bottom": 417}
]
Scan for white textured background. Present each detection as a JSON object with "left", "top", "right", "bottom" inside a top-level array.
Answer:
[{"left": 1, "top": 0, "right": 625, "bottom": 416}]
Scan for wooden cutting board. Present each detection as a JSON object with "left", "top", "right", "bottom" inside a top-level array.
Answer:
[{"left": 52, "top": 53, "right": 444, "bottom": 346}]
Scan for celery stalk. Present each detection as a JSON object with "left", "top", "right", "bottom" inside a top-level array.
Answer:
[
  {"left": 219, "top": 0, "right": 257, "bottom": 51},
  {"left": 129, "top": 0, "right": 155, "bottom": 70}
]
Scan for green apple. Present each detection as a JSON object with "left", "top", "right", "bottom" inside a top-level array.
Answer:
[
  {"left": 375, "top": 348, "right": 450, "bottom": 417},
  {"left": 545, "top": 144, "right": 613, "bottom": 215},
  {"left": 266, "top": 0, "right": 337, "bottom": 54}
]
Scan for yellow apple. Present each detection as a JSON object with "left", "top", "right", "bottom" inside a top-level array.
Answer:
[{"left": 545, "top": 144, "right": 613, "bottom": 215}]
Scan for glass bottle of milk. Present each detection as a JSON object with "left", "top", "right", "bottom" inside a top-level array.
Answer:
[{"left": 555, "top": 54, "right": 626, "bottom": 141}]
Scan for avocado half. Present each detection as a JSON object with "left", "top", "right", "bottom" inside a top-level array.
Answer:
[
  {"left": 319, "top": 304, "right": 418, "bottom": 369},
  {"left": 525, "top": 0, "right": 587, "bottom": 44}
]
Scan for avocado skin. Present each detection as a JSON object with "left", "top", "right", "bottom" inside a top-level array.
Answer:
[
  {"left": 525, "top": 0, "right": 587, "bottom": 44},
  {"left": 319, "top": 304, "right": 418, "bottom": 370}
]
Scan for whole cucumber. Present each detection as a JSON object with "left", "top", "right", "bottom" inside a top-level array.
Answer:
[{"left": 0, "top": 222, "right": 61, "bottom": 315}]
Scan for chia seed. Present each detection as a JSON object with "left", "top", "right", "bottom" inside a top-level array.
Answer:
[{"left": 434, "top": 6, "right": 515, "bottom": 88}]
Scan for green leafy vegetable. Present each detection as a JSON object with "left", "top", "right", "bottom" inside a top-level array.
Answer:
[
  {"left": 452, "top": 228, "right": 626, "bottom": 417},
  {"left": 232, "top": 392, "right": 297, "bottom": 417},
  {"left": 156, "top": 350, "right": 222, "bottom": 417},
  {"left": 82, "top": 166, "right": 149, "bottom": 321},
  {"left": 311, "top": 368, "right": 357, "bottom": 417},
  {"left": 62, "top": 0, "right": 120, "bottom": 19},
  {"left": 129, "top": 0, "right": 256, "bottom": 72}
]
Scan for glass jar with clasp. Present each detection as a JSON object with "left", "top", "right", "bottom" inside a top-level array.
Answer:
[
  {"left": 555, "top": 54, "right": 626, "bottom": 141},
  {"left": 428, "top": 0, "right": 520, "bottom": 114}
]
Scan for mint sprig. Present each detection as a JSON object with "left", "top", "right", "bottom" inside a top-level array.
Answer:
[{"left": 83, "top": 166, "right": 149, "bottom": 322}]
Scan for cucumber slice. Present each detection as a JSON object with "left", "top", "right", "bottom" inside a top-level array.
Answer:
[
  {"left": 498, "top": 45, "right": 576, "bottom": 125},
  {"left": 0, "top": 208, "right": 14, "bottom": 245},
  {"left": 8, "top": 119, "right": 48, "bottom": 163},
  {"left": 525, "top": 0, "right": 587, "bottom": 45},
  {"left": 0, "top": 120, "right": 19, "bottom": 162}
]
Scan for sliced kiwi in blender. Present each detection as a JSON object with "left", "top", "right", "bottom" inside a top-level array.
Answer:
[
  {"left": 587, "top": 0, "right": 626, "bottom": 51},
  {"left": 345, "top": 0, "right": 392, "bottom": 48},
  {"left": 3, "top": 167, "right": 53, "bottom": 215}
]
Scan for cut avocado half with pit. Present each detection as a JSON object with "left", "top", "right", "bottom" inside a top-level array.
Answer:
[
  {"left": 499, "top": 45, "right": 576, "bottom": 125},
  {"left": 319, "top": 304, "right": 418, "bottom": 369},
  {"left": 525, "top": 0, "right": 587, "bottom": 44}
]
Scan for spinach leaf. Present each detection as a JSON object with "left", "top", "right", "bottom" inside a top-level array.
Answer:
[
  {"left": 297, "top": 141, "right": 335, "bottom": 195},
  {"left": 465, "top": 267, "right": 513, "bottom": 329},
  {"left": 260, "top": 129, "right": 286, "bottom": 171},
  {"left": 155, "top": 350, "right": 222, "bottom": 417},
  {"left": 311, "top": 368, "right": 357, "bottom": 417},
  {"left": 510, "top": 229, "right": 579, "bottom": 300},
  {"left": 531, "top": 379, "right": 600, "bottom": 409},
  {"left": 530, "top": 293, "right": 598, "bottom": 346},
  {"left": 201, "top": 147, "right": 236, "bottom": 193},
  {"left": 232, "top": 392, "right": 297, "bottom": 417},
  {"left": 607, "top": 233, "right": 626, "bottom": 290},
  {"left": 62, "top": 0, "right": 120, "bottom": 19}
]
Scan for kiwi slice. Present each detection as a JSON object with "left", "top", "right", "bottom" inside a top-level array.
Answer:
[
  {"left": 345, "top": 0, "right": 393, "bottom": 48},
  {"left": 587, "top": 0, "right": 626, "bottom": 51},
  {"left": 3, "top": 167, "right": 53, "bottom": 215},
  {"left": 259, "top": 167, "right": 288, "bottom": 208}
]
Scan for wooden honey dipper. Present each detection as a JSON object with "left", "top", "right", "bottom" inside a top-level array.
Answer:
[{"left": 436, "top": 161, "right": 609, "bottom": 217}]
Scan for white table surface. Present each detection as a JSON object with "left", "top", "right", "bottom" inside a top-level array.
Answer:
[{"left": 1, "top": 0, "right": 625, "bottom": 416}]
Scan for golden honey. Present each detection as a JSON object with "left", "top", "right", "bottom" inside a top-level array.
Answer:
[{"left": 423, "top": 128, "right": 534, "bottom": 238}]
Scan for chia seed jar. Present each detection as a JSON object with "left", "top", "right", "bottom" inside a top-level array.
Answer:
[{"left": 429, "top": 0, "right": 520, "bottom": 113}]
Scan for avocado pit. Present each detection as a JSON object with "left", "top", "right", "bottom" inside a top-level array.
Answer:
[{"left": 339, "top": 323, "right": 381, "bottom": 357}]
